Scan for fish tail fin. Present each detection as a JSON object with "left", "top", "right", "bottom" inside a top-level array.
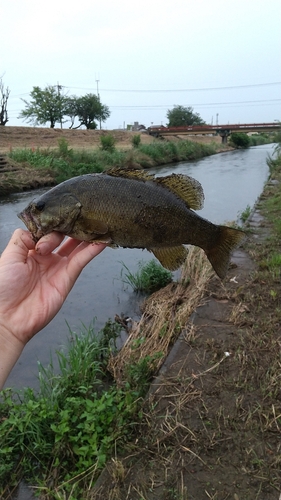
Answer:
[{"left": 206, "top": 226, "right": 245, "bottom": 279}]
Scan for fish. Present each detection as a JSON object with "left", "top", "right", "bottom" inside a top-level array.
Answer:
[{"left": 18, "top": 168, "right": 245, "bottom": 279}]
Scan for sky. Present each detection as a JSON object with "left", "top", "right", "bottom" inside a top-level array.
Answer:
[{"left": 1, "top": 0, "right": 280, "bottom": 130}]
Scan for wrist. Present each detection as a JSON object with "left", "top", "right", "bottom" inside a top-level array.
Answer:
[{"left": 0, "top": 324, "right": 25, "bottom": 390}]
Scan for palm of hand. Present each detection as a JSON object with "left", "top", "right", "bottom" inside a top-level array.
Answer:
[{"left": 0, "top": 230, "right": 106, "bottom": 345}]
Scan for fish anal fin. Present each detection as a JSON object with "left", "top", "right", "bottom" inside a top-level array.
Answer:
[
  {"left": 206, "top": 226, "right": 245, "bottom": 279},
  {"left": 150, "top": 245, "right": 189, "bottom": 271},
  {"left": 157, "top": 174, "right": 204, "bottom": 210}
]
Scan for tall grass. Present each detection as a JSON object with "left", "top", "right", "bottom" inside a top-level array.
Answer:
[
  {"left": 8, "top": 137, "right": 219, "bottom": 187},
  {"left": 9, "top": 144, "right": 127, "bottom": 183}
]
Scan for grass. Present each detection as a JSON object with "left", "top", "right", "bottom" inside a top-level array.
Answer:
[
  {"left": 4, "top": 137, "right": 220, "bottom": 193},
  {"left": 120, "top": 259, "right": 172, "bottom": 293},
  {"left": 3, "top": 132, "right": 275, "bottom": 194},
  {"left": 238, "top": 203, "right": 252, "bottom": 222},
  {"left": 0, "top": 321, "right": 152, "bottom": 499}
]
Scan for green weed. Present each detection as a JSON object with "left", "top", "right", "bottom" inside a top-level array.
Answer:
[
  {"left": 239, "top": 204, "right": 251, "bottom": 222},
  {"left": 131, "top": 134, "right": 141, "bottom": 148},
  {"left": 100, "top": 134, "right": 116, "bottom": 152},
  {"left": 121, "top": 259, "right": 172, "bottom": 293},
  {"left": 9, "top": 148, "right": 53, "bottom": 168},
  {"left": 0, "top": 321, "right": 146, "bottom": 498},
  {"left": 57, "top": 137, "right": 73, "bottom": 158}
]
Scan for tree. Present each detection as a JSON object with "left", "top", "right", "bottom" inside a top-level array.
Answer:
[
  {"left": 167, "top": 105, "right": 205, "bottom": 127},
  {"left": 71, "top": 94, "right": 110, "bottom": 130},
  {"left": 19, "top": 85, "right": 68, "bottom": 128},
  {"left": 0, "top": 76, "right": 10, "bottom": 126}
]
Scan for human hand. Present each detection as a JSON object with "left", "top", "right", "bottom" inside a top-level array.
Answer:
[{"left": 0, "top": 229, "right": 106, "bottom": 388}]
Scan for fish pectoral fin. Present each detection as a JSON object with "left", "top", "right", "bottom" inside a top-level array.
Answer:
[
  {"left": 81, "top": 217, "right": 108, "bottom": 235},
  {"left": 150, "top": 245, "right": 189, "bottom": 271},
  {"left": 156, "top": 174, "right": 204, "bottom": 210},
  {"left": 89, "top": 236, "right": 115, "bottom": 245}
]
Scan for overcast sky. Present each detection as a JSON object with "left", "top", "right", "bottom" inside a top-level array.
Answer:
[{"left": 1, "top": 0, "right": 280, "bottom": 129}]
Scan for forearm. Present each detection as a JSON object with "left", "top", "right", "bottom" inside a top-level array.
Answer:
[{"left": 0, "top": 326, "right": 24, "bottom": 390}]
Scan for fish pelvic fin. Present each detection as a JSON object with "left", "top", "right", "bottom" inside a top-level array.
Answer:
[
  {"left": 156, "top": 174, "right": 204, "bottom": 210},
  {"left": 206, "top": 226, "right": 245, "bottom": 279},
  {"left": 150, "top": 245, "right": 189, "bottom": 271}
]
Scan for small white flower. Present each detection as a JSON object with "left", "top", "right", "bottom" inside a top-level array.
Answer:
[
  {"left": 230, "top": 276, "right": 238, "bottom": 283},
  {"left": 224, "top": 351, "right": 231, "bottom": 357}
]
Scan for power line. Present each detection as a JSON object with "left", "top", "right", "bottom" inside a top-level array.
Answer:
[
  {"left": 9, "top": 81, "right": 281, "bottom": 99},
  {"left": 66, "top": 81, "right": 281, "bottom": 93},
  {"left": 109, "top": 98, "right": 281, "bottom": 109}
]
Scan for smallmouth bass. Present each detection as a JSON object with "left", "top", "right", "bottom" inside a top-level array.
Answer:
[{"left": 18, "top": 169, "right": 244, "bottom": 279}]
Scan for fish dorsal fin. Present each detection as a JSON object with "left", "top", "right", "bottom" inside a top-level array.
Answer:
[
  {"left": 105, "top": 168, "right": 154, "bottom": 182},
  {"left": 156, "top": 174, "right": 204, "bottom": 210},
  {"left": 105, "top": 169, "right": 204, "bottom": 210}
]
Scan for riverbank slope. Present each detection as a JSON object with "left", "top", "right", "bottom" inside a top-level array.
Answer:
[
  {"left": 0, "top": 126, "right": 228, "bottom": 195},
  {"left": 0, "top": 126, "right": 224, "bottom": 152}
]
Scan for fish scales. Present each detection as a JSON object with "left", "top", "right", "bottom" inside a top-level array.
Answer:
[
  {"left": 18, "top": 169, "right": 245, "bottom": 279},
  {"left": 59, "top": 174, "right": 196, "bottom": 247}
]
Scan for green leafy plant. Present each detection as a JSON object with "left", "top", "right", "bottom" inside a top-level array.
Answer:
[
  {"left": 0, "top": 321, "right": 146, "bottom": 498},
  {"left": 100, "top": 134, "right": 116, "bottom": 152},
  {"left": 239, "top": 204, "right": 251, "bottom": 222},
  {"left": 229, "top": 132, "right": 250, "bottom": 148},
  {"left": 57, "top": 137, "right": 73, "bottom": 158},
  {"left": 131, "top": 134, "right": 141, "bottom": 148},
  {"left": 121, "top": 259, "right": 172, "bottom": 293}
]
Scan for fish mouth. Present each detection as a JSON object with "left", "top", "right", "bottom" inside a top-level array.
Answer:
[{"left": 18, "top": 208, "right": 45, "bottom": 242}]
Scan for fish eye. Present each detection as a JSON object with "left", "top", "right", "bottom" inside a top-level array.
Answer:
[{"left": 35, "top": 201, "right": 45, "bottom": 212}]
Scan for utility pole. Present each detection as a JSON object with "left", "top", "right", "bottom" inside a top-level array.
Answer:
[
  {"left": 57, "top": 82, "right": 63, "bottom": 129},
  {"left": 96, "top": 78, "right": 101, "bottom": 130}
]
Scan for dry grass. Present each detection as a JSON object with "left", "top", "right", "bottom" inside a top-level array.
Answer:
[{"left": 108, "top": 247, "right": 214, "bottom": 385}]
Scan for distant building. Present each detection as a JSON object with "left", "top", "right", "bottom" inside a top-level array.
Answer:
[{"left": 131, "top": 121, "right": 146, "bottom": 131}]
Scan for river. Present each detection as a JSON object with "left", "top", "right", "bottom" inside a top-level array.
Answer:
[{"left": 0, "top": 144, "right": 274, "bottom": 389}]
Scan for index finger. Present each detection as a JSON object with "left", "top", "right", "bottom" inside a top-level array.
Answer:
[{"left": 35, "top": 232, "right": 65, "bottom": 255}]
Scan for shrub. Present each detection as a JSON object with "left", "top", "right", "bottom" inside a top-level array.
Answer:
[
  {"left": 57, "top": 137, "right": 73, "bottom": 158},
  {"left": 131, "top": 134, "right": 141, "bottom": 148},
  {"left": 230, "top": 132, "right": 250, "bottom": 148},
  {"left": 100, "top": 134, "right": 116, "bottom": 152}
]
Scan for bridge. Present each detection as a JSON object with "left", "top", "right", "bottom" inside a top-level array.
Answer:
[{"left": 147, "top": 122, "right": 280, "bottom": 143}]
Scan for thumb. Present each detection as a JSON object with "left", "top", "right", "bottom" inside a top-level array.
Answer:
[{"left": 1, "top": 229, "right": 36, "bottom": 264}]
